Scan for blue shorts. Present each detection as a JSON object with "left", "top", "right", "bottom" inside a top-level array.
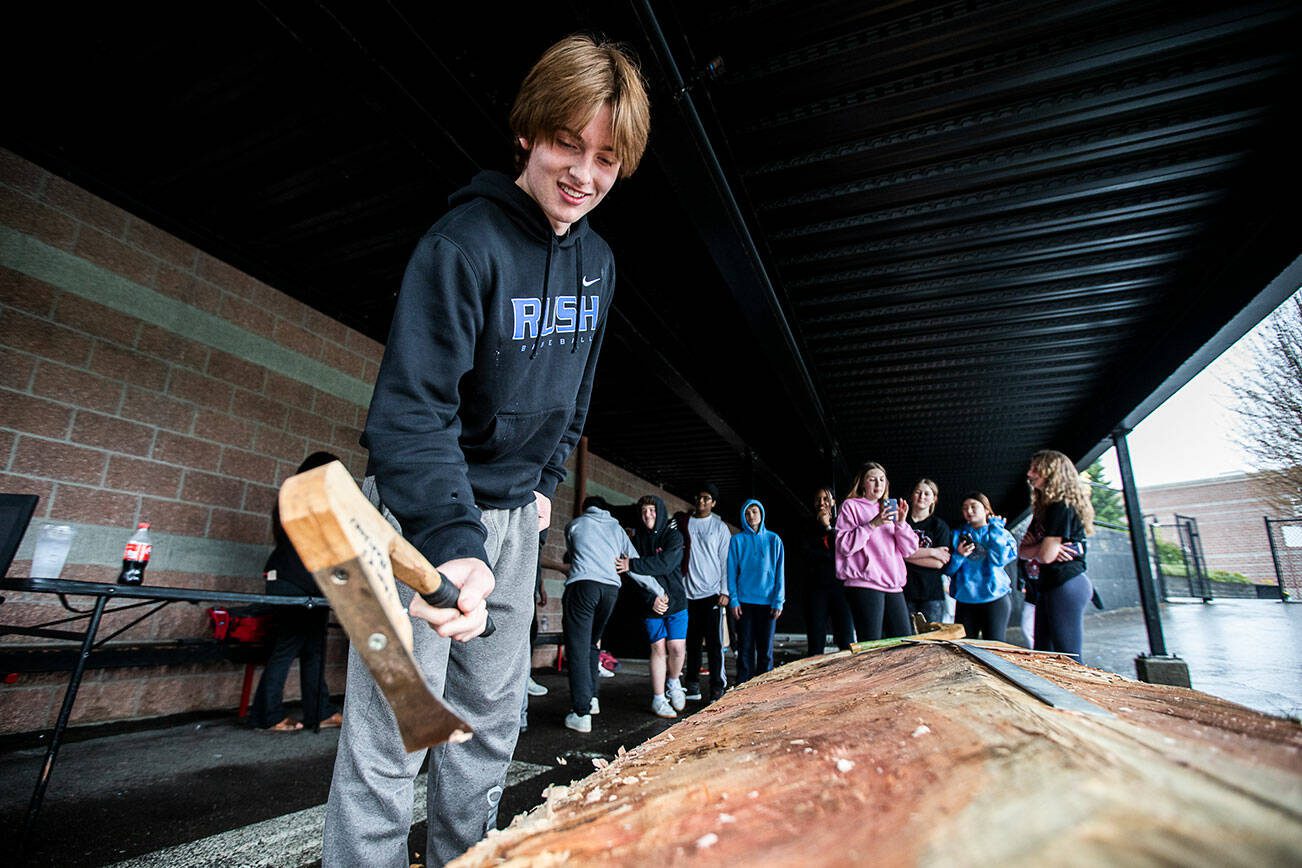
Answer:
[{"left": 645, "top": 609, "right": 688, "bottom": 643}]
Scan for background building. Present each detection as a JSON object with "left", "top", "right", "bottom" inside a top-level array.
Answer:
[{"left": 1139, "top": 471, "right": 1286, "bottom": 585}]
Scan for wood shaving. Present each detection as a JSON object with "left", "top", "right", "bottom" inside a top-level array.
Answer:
[
  {"left": 835, "top": 758, "right": 855, "bottom": 773},
  {"left": 585, "top": 787, "right": 603, "bottom": 804},
  {"left": 696, "top": 833, "right": 719, "bottom": 849},
  {"left": 912, "top": 725, "right": 931, "bottom": 737}
]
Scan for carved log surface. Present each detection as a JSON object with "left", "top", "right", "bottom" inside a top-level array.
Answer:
[{"left": 452, "top": 642, "right": 1301, "bottom": 867}]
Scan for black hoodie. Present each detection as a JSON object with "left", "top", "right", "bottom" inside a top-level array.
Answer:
[
  {"left": 362, "top": 171, "right": 614, "bottom": 567},
  {"left": 630, "top": 496, "right": 687, "bottom": 616}
]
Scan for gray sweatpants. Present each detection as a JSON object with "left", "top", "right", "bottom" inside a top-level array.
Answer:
[{"left": 322, "top": 498, "right": 537, "bottom": 868}]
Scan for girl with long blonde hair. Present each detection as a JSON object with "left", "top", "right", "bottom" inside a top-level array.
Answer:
[
  {"left": 1019, "top": 450, "right": 1095, "bottom": 658},
  {"left": 835, "top": 462, "right": 919, "bottom": 641}
]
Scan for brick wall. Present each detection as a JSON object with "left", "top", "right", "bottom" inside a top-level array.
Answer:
[
  {"left": 1, "top": 148, "right": 379, "bottom": 734},
  {"left": 1, "top": 149, "right": 708, "bottom": 734},
  {"left": 1139, "top": 472, "right": 1281, "bottom": 584}
]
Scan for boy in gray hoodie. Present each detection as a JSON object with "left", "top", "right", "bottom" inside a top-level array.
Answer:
[{"left": 561, "top": 496, "right": 654, "bottom": 732}]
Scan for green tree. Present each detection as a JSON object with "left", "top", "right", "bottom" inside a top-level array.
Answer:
[{"left": 1083, "top": 460, "right": 1127, "bottom": 528}]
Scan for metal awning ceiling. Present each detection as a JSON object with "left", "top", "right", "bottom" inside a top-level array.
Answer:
[{"left": 6, "top": 1, "right": 1299, "bottom": 528}]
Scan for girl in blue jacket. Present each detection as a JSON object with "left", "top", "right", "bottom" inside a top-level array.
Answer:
[
  {"left": 942, "top": 492, "right": 1018, "bottom": 642},
  {"left": 727, "top": 499, "right": 785, "bottom": 684}
]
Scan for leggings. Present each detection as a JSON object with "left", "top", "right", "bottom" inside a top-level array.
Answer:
[
  {"left": 844, "top": 588, "right": 913, "bottom": 642},
  {"left": 1034, "top": 573, "right": 1093, "bottom": 659},
  {"left": 954, "top": 594, "right": 1011, "bottom": 642},
  {"left": 805, "top": 582, "right": 855, "bottom": 655}
]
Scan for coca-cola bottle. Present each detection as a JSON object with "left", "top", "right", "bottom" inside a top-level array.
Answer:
[{"left": 117, "top": 522, "right": 152, "bottom": 585}]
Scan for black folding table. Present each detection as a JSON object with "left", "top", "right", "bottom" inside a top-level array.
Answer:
[{"left": 0, "top": 576, "right": 329, "bottom": 849}]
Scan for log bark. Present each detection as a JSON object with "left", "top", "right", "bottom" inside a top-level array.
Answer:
[{"left": 452, "top": 642, "right": 1302, "bottom": 866}]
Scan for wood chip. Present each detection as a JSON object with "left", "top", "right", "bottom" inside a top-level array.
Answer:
[{"left": 696, "top": 833, "right": 719, "bottom": 849}]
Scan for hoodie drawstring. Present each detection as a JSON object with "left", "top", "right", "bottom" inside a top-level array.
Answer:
[
  {"left": 529, "top": 234, "right": 587, "bottom": 359},
  {"left": 571, "top": 237, "right": 584, "bottom": 353},
  {"left": 530, "top": 237, "right": 555, "bottom": 360}
]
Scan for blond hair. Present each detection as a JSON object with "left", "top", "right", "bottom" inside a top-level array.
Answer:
[
  {"left": 911, "top": 478, "right": 939, "bottom": 519},
  {"left": 1029, "top": 450, "right": 1095, "bottom": 535},
  {"left": 847, "top": 461, "right": 888, "bottom": 501},
  {"left": 510, "top": 34, "right": 651, "bottom": 178}
]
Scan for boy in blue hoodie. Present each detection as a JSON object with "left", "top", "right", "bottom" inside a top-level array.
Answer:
[
  {"left": 324, "top": 36, "right": 650, "bottom": 868},
  {"left": 727, "top": 499, "right": 785, "bottom": 684}
]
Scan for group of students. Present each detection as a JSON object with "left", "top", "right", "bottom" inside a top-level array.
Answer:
[
  {"left": 804, "top": 448, "right": 1097, "bottom": 659},
  {"left": 559, "top": 448, "right": 1097, "bottom": 734},
  {"left": 558, "top": 484, "right": 786, "bottom": 733},
  {"left": 299, "top": 28, "right": 1110, "bottom": 866}
]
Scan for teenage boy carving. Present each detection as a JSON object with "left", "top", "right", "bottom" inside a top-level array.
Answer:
[{"left": 322, "top": 36, "right": 650, "bottom": 868}]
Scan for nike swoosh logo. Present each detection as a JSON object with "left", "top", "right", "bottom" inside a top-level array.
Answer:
[{"left": 582, "top": 276, "right": 601, "bottom": 287}]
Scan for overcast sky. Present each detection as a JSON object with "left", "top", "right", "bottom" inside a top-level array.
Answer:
[{"left": 1099, "top": 288, "right": 1298, "bottom": 490}]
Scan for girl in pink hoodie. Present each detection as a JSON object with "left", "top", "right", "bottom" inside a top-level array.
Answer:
[{"left": 836, "top": 462, "right": 920, "bottom": 641}]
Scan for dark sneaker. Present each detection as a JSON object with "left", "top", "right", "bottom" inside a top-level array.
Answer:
[{"left": 684, "top": 683, "right": 703, "bottom": 700}]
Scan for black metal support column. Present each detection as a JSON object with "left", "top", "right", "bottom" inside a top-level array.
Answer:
[
  {"left": 1113, "top": 429, "right": 1190, "bottom": 687},
  {"left": 1112, "top": 429, "right": 1166, "bottom": 656},
  {"left": 21, "top": 594, "right": 108, "bottom": 852}
]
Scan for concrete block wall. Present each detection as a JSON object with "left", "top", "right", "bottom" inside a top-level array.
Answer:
[
  {"left": 1, "top": 148, "right": 378, "bottom": 734},
  {"left": 1, "top": 149, "right": 703, "bottom": 733}
]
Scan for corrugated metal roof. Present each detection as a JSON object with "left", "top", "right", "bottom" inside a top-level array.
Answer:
[{"left": 5, "top": 0, "right": 1298, "bottom": 528}]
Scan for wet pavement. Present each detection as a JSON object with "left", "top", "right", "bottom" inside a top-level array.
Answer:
[
  {"left": 1077, "top": 598, "right": 1302, "bottom": 720},
  {"left": 2, "top": 602, "right": 1298, "bottom": 866}
]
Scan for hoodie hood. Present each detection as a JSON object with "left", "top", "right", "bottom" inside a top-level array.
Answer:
[
  {"left": 640, "top": 495, "right": 671, "bottom": 535},
  {"left": 740, "top": 498, "right": 767, "bottom": 535},
  {"left": 450, "top": 170, "right": 591, "bottom": 249}
]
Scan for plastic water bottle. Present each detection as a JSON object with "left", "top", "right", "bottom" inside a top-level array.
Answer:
[{"left": 116, "top": 522, "right": 152, "bottom": 585}]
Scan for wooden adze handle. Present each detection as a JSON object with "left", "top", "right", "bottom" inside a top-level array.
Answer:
[{"left": 278, "top": 460, "right": 481, "bottom": 750}]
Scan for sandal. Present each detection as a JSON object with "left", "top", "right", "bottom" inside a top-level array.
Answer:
[
  {"left": 264, "top": 718, "right": 303, "bottom": 732},
  {"left": 318, "top": 712, "right": 343, "bottom": 729}
]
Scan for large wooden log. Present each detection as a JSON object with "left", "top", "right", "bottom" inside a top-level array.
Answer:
[{"left": 453, "top": 642, "right": 1301, "bottom": 866}]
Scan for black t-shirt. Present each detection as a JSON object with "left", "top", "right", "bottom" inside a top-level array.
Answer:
[
  {"left": 1032, "top": 501, "right": 1087, "bottom": 588},
  {"left": 904, "top": 514, "right": 951, "bottom": 602}
]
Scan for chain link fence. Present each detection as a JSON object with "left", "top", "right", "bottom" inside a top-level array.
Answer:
[{"left": 1265, "top": 517, "right": 1302, "bottom": 602}]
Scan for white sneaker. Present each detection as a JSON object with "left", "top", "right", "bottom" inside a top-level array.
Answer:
[
  {"left": 651, "top": 695, "right": 677, "bottom": 719},
  {"left": 589, "top": 696, "right": 600, "bottom": 715},
  {"left": 667, "top": 684, "right": 686, "bottom": 712},
  {"left": 597, "top": 666, "right": 615, "bottom": 678},
  {"left": 527, "top": 677, "right": 548, "bottom": 696},
  {"left": 564, "top": 712, "right": 591, "bottom": 733}
]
